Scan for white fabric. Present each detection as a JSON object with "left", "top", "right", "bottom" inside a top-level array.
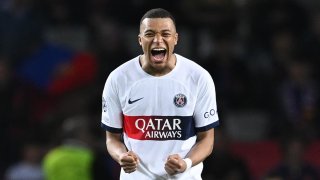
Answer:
[{"left": 102, "top": 54, "right": 219, "bottom": 180}]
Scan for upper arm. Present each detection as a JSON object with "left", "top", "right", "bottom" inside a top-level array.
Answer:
[
  {"left": 101, "top": 73, "right": 123, "bottom": 131},
  {"left": 106, "top": 131, "right": 122, "bottom": 144},
  {"left": 197, "top": 128, "right": 214, "bottom": 143},
  {"left": 186, "top": 128, "right": 215, "bottom": 163},
  {"left": 193, "top": 71, "right": 219, "bottom": 130}
]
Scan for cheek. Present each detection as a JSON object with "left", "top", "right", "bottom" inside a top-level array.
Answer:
[
  {"left": 141, "top": 43, "right": 150, "bottom": 53},
  {"left": 141, "top": 39, "right": 151, "bottom": 47},
  {"left": 170, "top": 41, "right": 177, "bottom": 50}
]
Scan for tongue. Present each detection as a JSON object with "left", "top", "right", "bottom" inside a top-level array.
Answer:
[{"left": 154, "top": 53, "right": 165, "bottom": 61}]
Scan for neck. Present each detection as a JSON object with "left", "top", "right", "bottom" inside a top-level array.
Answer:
[{"left": 140, "top": 54, "right": 176, "bottom": 76}]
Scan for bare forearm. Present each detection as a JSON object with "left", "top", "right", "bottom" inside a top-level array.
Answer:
[
  {"left": 107, "top": 140, "right": 127, "bottom": 163},
  {"left": 186, "top": 129, "right": 214, "bottom": 166},
  {"left": 106, "top": 132, "right": 140, "bottom": 173},
  {"left": 106, "top": 132, "right": 127, "bottom": 164},
  {"left": 164, "top": 129, "right": 214, "bottom": 175}
]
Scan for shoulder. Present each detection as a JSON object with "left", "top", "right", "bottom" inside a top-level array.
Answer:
[
  {"left": 103, "top": 56, "right": 139, "bottom": 92},
  {"left": 176, "top": 54, "right": 212, "bottom": 80},
  {"left": 108, "top": 56, "right": 139, "bottom": 80}
]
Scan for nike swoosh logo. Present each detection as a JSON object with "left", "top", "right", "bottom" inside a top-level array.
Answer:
[{"left": 128, "top": 97, "right": 144, "bottom": 104}]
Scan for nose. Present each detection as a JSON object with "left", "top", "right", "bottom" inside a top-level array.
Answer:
[{"left": 153, "top": 33, "right": 163, "bottom": 43}]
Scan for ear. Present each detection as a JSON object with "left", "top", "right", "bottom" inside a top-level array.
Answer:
[
  {"left": 174, "top": 33, "right": 178, "bottom": 45},
  {"left": 138, "top": 34, "right": 142, "bottom": 46}
]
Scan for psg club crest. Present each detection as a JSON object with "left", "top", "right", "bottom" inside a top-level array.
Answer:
[{"left": 174, "top": 93, "right": 187, "bottom": 107}]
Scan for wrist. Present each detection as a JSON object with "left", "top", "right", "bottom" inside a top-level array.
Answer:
[{"left": 183, "top": 158, "right": 192, "bottom": 171}]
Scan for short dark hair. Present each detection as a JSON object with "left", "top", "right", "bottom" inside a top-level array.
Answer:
[{"left": 140, "top": 8, "right": 176, "bottom": 26}]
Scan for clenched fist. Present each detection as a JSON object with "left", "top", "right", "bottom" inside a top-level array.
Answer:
[
  {"left": 119, "top": 151, "right": 139, "bottom": 173},
  {"left": 164, "top": 154, "right": 187, "bottom": 175}
]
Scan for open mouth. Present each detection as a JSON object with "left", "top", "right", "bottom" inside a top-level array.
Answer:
[{"left": 151, "top": 48, "right": 167, "bottom": 62}]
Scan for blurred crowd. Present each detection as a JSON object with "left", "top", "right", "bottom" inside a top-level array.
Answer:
[{"left": 0, "top": 0, "right": 319, "bottom": 179}]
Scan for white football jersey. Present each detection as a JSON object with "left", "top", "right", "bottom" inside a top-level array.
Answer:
[{"left": 101, "top": 54, "right": 219, "bottom": 180}]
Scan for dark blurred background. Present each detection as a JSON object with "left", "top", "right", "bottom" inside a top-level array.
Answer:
[{"left": 1, "top": 0, "right": 319, "bottom": 179}]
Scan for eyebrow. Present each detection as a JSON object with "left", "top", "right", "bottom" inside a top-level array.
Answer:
[{"left": 143, "top": 29, "right": 172, "bottom": 33}]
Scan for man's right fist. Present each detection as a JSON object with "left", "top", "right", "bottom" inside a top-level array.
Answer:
[{"left": 119, "top": 151, "right": 139, "bottom": 173}]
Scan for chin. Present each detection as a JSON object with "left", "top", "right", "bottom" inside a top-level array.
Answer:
[
  {"left": 152, "top": 62, "right": 167, "bottom": 70},
  {"left": 152, "top": 62, "right": 166, "bottom": 68}
]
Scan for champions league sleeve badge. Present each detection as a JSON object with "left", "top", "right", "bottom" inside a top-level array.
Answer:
[
  {"left": 174, "top": 93, "right": 187, "bottom": 107},
  {"left": 102, "top": 97, "right": 107, "bottom": 112}
]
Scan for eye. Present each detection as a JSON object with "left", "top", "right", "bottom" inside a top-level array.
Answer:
[
  {"left": 162, "top": 33, "right": 171, "bottom": 37},
  {"left": 145, "top": 33, "right": 154, "bottom": 37}
]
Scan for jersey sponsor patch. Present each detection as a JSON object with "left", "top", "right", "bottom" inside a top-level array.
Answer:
[{"left": 123, "top": 115, "right": 195, "bottom": 140}]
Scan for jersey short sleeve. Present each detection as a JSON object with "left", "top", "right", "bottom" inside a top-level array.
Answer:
[
  {"left": 101, "top": 71, "right": 123, "bottom": 133},
  {"left": 193, "top": 70, "right": 219, "bottom": 132}
]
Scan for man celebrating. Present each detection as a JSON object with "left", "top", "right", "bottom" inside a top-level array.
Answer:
[{"left": 101, "top": 8, "right": 219, "bottom": 179}]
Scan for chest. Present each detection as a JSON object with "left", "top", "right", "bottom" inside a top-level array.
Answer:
[{"left": 120, "top": 78, "right": 197, "bottom": 116}]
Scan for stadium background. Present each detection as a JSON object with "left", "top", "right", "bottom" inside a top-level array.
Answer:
[{"left": 1, "top": 0, "right": 319, "bottom": 179}]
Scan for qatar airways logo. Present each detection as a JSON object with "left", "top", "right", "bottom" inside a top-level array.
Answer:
[
  {"left": 123, "top": 116, "right": 195, "bottom": 140},
  {"left": 135, "top": 118, "right": 182, "bottom": 139}
]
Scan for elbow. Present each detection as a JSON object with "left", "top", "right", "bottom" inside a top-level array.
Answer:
[{"left": 207, "top": 135, "right": 214, "bottom": 157}]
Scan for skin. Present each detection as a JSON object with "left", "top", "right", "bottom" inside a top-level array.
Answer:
[
  {"left": 138, "top": 18, "right": 178, "bottom": 76},
  {"left": 106, "top": 17, "right": 215, "bottom": 176},
  {"left": 165, "top": 129, "right": 214, "bottom": 175}
]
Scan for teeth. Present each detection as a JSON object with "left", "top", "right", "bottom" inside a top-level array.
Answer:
[{"left": 152, "top": 48, "right": 165, "bottom": 51}]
